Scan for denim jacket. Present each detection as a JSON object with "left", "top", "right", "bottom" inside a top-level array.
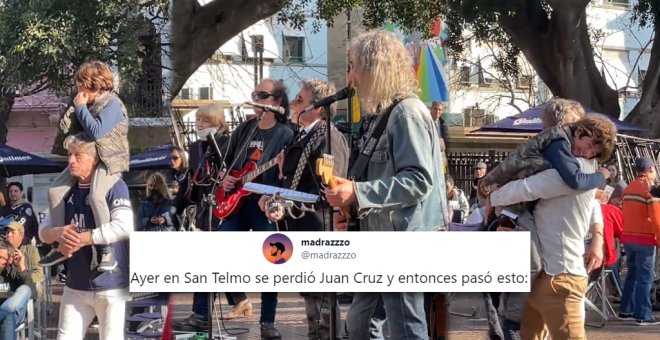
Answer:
[{"left": 353, "top": 97, "right": 449, "bottom": 231}]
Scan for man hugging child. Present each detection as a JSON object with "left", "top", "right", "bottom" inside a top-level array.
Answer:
[
  {"left": 478, "top": 98, "right": 617, "bottom": 339},
  {"left": 41, "top": 61, "right": 129, "bottom": 273}
]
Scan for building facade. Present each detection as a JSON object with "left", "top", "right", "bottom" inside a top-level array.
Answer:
[
  {"left": 325, "top": 1, "right": 650, "bottom": 126},
  {"left": 177, "top": 15, "right": 328, "bottom": 121}
]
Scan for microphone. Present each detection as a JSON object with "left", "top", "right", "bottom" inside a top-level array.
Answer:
[
  {"left": 300, "top": 86, "right": 355, "bottom": 114},
  {"left": 244, "top": 102, "right": 286, "bottom": 115}
]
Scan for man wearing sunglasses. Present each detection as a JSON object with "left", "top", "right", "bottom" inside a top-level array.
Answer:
[{"left": 219, "top": 79, "right": 293, "bottom": 229}]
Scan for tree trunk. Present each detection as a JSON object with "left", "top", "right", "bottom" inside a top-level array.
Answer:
[
  {"left": 170, "top": 0, "right": 284, "bottom": 99},
  {"left": 0, "top": 90, "right": 14, "bottom": 145},
  {"left": 0, "top": 90, "right": 15, "bottom": 193},
  {"left": 500, "top": 0, "right": 620, "bottom": 117},
  {"left": 624, "top": 17, "right": 660, "bottom": 138}
]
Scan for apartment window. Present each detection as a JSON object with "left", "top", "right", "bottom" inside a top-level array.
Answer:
[
  {"left": 180, "top": 88, "right": 191, "bottom": 100},
  {"left": 459, "top": 65, "right": 482, "bottom": 85},
  {"left": 475, "top": 62, "right": 485, "bottom": 85},
  {"left": 517, "top": 74, "right": 534, "bottom": 89},
  {"left": 283, "top": 36, "right": 304, "bottom": 63},
  {"left": 199, "top": 87, "right": 212, "bottom": 100},
  {"left": 459, "top": 66, "right": 471, "bottom": 84}
]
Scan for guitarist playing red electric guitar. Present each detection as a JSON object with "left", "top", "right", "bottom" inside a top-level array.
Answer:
[
  {"left": 214, "top": 150, "right": 280, "bottom": 219},
  {"left": 213, "top": 79, "right": 293, "bottom": 340},
  {"left": 217, "top": 80, "right": 294, "bottom": 234}
]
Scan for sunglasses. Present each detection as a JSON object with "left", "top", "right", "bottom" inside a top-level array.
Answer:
[
  {"left": 293, "top": 95, "right": 304, "bottom": 104},
  {"left": 252, "top": 91, "right": 275, "bottom": 100},
  {"left": 171, "top": 156, "right": 180, "bottom": 161}
]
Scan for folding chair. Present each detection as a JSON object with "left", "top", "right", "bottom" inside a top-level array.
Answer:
[
  {"left": 42, "top": 266, "right": 53, "bottom": 316},
  {"left": 37, "top": 280, "right": 48, "bottom": 339},
  {"left": 14, "top": 299, "right": 35, "bottom": 340},
  {"left": 125, "top": 293, "right": 169, "bottom": 339},
  {"left": 584, "top": 267, "right": 618, "bottom": 328}
]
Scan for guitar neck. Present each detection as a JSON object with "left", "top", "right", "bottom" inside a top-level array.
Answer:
[{"left": 243, "top": 157, "right": 278, "bottom": 182}]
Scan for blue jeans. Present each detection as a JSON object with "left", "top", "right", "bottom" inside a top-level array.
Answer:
[
  {"left": 0, "top": 284, "right": 31, "bottom": 340},
  {"left": 620, "top": 243, "right": 656, "bottom": 321},
  {"left": 260, "top": 292, "right": 278, "bottom": 324},
  {"left": 607, "top": 242, "right": 624, "bottom": 293},
  {"left": 347, "top": 292, "right": 428, "bottom": 340},
  {"left": 218, "top": 198, "right": 278, "bottom": 324},
  {"left": 369, "top": 298, "right": 386, "bottom": 340},
  {"left": 219, "top": 198, "right": 276, "bottom": 232}
]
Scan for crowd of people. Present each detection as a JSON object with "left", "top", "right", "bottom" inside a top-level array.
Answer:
[{"left": 0, "top": 28, "right": 656, "bottom": 340}]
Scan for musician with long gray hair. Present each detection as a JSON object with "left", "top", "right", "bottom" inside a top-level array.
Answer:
[{"left": 325, "top": 30, "right": 449, "bottom": 340}]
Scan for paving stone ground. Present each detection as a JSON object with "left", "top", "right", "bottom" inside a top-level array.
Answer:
[
  {"left": 41, "top": 280, "right": 660, "bottom": 339},
  {"left": 167, "top": 292, "right": 660, "bottom": 340}
]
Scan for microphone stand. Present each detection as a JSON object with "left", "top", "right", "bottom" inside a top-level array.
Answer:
[
  {"left": 203, "top": 107, "right": 270, "bottom": 340},
  {"left": 205, "top": 192, "right": 217, "bottom": 339},
  {"left": 203, "top": 139, "right": 223, "bottom": 340},
  {"left": 323, "top": 104, "right": 339, "bottom": 340}
]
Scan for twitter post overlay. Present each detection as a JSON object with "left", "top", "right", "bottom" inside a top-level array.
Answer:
[{"left": 130, "top": 232, "right": 531, "bottom": 293}]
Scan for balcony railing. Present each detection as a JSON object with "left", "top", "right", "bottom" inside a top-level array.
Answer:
[{"left": 123, "top": 82, "right": 163, "bottom": 118}]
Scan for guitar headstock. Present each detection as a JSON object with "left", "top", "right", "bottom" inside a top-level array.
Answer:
[{"left": 315, "top": 154, "right": 335, "bottom": 185}]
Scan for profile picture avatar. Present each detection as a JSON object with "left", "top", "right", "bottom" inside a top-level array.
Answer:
[{"left": 263, "top": 233, "right": 293, "bottom": 264}]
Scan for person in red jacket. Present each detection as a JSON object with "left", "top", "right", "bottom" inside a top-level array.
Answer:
[
  {"left": 601, "top": 203, "right": 623, "bottom": 267},
  {"left": 601, "top": 202, "right": 623, "bottom": 296},
  {"left": 619, "top": 156, "right": 660, "bottom": 325}
]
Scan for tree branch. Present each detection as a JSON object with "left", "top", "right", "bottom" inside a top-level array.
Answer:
[
  {"left": 628, "top": 19, "right": 660, "bottom": 123},
  {"left": 171, "top": 0, "right": 285, "bottom": 98}
]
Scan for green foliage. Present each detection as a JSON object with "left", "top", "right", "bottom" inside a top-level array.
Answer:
[
  {"left": 441, "top": 0, "right": 529, "bottom": 78},
  {"left": 632, "top": 0, "right": 660, "bottom": 28},
  {"left": 0, "top": 0, "right": 169, "bottom": 97},
  {"left": 278, "top": 0, "right": 444, "bottom": 37},
  {"left": 276, "top": 0, "right": 524, "bottom": 76}
]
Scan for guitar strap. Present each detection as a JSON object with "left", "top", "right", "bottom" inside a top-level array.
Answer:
[
  {"left": 348, "top": 96, "right": 412, "bottom": 181},
  {"left": 290, "top": 120, "right": 326, "bottom": 191}
]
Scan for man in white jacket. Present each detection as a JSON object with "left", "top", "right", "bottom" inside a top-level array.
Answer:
[
  {"left": 39, "top": 134, "right": 132, "bottom": 340},
  {"left": 490, "top": 157, "right": 604, "bottom": 340}
]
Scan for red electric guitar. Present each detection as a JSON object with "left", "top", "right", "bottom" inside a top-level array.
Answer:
[{"left": 213, "top": 157, "right": 279, "bottom": 219}]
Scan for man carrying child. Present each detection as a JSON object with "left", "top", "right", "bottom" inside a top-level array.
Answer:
[{"left": 481, "top": 99, "right": 616, "bottom": 339}]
